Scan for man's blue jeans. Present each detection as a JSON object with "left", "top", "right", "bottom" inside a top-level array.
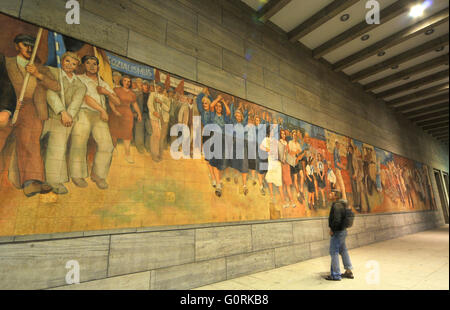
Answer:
[{"left": 330, "top": 230, "right": 353, "bottom": 280}]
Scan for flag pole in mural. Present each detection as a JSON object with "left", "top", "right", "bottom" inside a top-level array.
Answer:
[
  {"left": 11, "top": 27, "right": 44, "bottom": 125},
  {"left": 175, "top": 79, "right": 184, "bottom": 95},
  {"left": 94, "top": 47, "right": 114, "bottom": 88},
  {"left": 93, "top": 46, "right": 101, "bottom": 86},
  {"left": 165, "top": 73, "right": 171, "bottom": 91},
  {"left": 46, "top": 31, "right": 67, "bottom": 108}
]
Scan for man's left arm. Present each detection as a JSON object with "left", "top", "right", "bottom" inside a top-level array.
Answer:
[
  {"left": 0, "top": 56, "right": 16, "bottom": 126},
  {"left": 98, "top": 81, "right": 120, "bottom": 106},
  {"left": 67, "top": 81, "right": 87, "bottom": 119},
  {"left": 161, "top": 96, "right": 171, "bottom": 114}
]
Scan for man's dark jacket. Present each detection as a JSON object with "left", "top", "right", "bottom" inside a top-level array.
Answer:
[
  {"left": 0, "top": 55, "right": 17, "bottom": 114},
  {"left": 328, "top": 200, "right": 348, "bottom": 232}
]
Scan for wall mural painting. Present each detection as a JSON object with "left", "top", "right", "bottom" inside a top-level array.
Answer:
[{"left": 0, "top": 14, "right": 437, "bottom": 237}]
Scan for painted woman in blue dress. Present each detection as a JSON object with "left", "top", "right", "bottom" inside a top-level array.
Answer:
[
  {"left": 209, "top": 94, "right": 231, "bottom": 197},
  {"left": 196, "top": 88, "right": 220, "bottom": 189},
  {"left": 230, "top": 101, "right": 249, "bottom": 195}
]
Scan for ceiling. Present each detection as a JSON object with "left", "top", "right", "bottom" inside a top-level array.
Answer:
[{"left": 241, "top": 0, "right": 449, "bottom": 145}]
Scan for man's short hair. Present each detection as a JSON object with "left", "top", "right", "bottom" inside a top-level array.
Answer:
[
  {"left": 61, "top": 51, "right": 81, "bottom": 64},
  {"left": 142, "top": 80, "right": 150, "bottom": 85},
  {"left": 14, "top": 34, "right": 36, "bottom": 47},
  {"left": 81, "top": 55, "right": 99, "bottom": 65},
  {"left": 112, "top": 71, "right": 122, "bottom": 77}
]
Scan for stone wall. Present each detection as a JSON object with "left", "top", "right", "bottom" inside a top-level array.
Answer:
[
  {"left": 0, "top": 0, "right": 448, "bottom": 290},
  {"left": 0, "top": 211, "right": 444, "bottom": 290}
]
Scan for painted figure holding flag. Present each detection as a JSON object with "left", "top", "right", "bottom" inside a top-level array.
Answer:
[
  {"left": 0, "top": 33, "right": 60, "bottom": 197},
  {"left": 41, "top": 45, "right": 87, "bottom": 194},
  {"left": 69, "top": 55, "right": 119, "bottom": 189}
]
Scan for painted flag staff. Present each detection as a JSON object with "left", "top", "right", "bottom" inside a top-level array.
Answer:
[
  {"left": 12, "top": 27, "right": 44, "bottom": 125},
  {"left": 54, "top": 32, "right": 67, "bottom": 111},
  {"left": 93, "top": 46, "right": 101, "bottom": 86}
]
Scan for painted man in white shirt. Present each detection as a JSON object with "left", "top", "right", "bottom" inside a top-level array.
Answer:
[
  {"left": 41, "top": 52, "right": 87, "bottom": 194},
  {"left": 69, "top": 55, "right": 120, "bottom": 189},
  {"left": 147, "top": 82, "right": 170, "bottom": 162}
]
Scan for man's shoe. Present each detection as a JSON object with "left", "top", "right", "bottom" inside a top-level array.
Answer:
[
  {"left": 325, "top": 275, "right": 341, "bottom": 281},
  {"left": 51, "top": 183, "right": 69, "bottom": 195},
  {"left": 215, "top": 183, "right": 223, "bottom": 197},
  {"left": 40, "top": 183, "right": 53, "bottom": 194},
  {"left": 72, "top": 178, "right": 88, "bottom": 188},
  {"left": 23, "top": 181, "right": 52, "bottom": 197},
  {"left": 91, "top": 174, "right": 109, "bottom": 190},
  {"left": 341, "top": 271, "right": 354, "bottom": 279},
  {"left": 136, "top": 146, "right": 145, "bottom": 154},
  {"left": 125, "top": 155, "right": 135, "bottom": 164}
]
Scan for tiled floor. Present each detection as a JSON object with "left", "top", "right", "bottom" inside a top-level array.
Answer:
[{"left": 194, "top": 225, "right": 449, "bottom": 290}]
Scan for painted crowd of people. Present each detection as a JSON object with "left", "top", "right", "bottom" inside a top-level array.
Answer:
[{"left": 193, "top": 87, "right": 351, "bottom": 210}]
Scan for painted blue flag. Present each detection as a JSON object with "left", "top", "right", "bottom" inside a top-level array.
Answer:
[{"left": 45, "top": 31, "right": 67, "bottom": 68}]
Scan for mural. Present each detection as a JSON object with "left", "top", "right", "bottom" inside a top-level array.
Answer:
[{"left": 0, "top": 14, "right": 437, "bottom": 236}]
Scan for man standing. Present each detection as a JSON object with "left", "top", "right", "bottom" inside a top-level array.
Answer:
[
  {"left": 334, "top": 140, "right": 347, "bottom": 201},
  {"left": 69, "top": 55, "right": 119, "bottom": 189},
  {"left": 147, "top": 83, "right": 170, "bottom": 162},
  {"left": 131, "top": 77, "right": 145, "bottom": 153},
  {"left": 326, "top": 189, "right": 354, "bottom": 281},
  {"left": 134, "top": 80, "right": 152, "bottom": 153},
  {"left": 347, "top": 144, "right": 361, "bottom": 212},
  {"left": 169, "top": 88, "right": 182, "bottom": 145},
  {"left": 178, "top": 94, "right": 197, "bottom": 157},
  {"left": 160, "top": 87, "right": 172, "bottom": 153},
  {"left": 147, "top": 82, "right": 167, "bottom": 161},
  {"left": 0, "top": 34, "right": 60, "bottom": 197},
  {"left": 112, "top": 71, "right": 122, "bottom": 88},
  {"left": 42, "top": 52, "right": 87, "bottom": 194}
]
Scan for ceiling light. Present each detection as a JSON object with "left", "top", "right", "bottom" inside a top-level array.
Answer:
[
  {"left": 425, "top": 29, "right": 434, "bottom": 35},
  {"left": 404, "top": 76, "right": 410, "bottom": 80},
  {"left": 391, "top": 65, "right": 399, "bottom": 70},
  {"left": 340, "top": 14, "right": 350, "bottom": 22},
  {"left": 378, "top": 51, "right": 386, "bottom": 57},
  {"left": 435, "top": 46, "right": 444, "bottom": 52},
  {"left": 361, "top": 34, "right": 370, "bottom": 41},
  {"left": 410, "top": 4, "right": 425, "bottom": 17},
  {"left": 410, "top": 1, "right": 432, "bottom": 18}
]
